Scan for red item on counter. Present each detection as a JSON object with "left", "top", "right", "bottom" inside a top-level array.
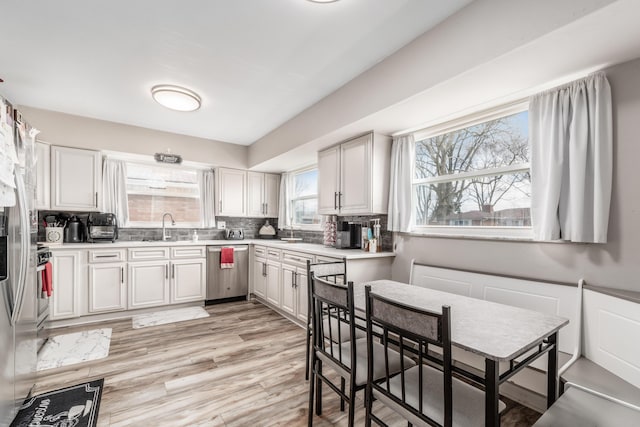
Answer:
[
  {"left": 42, "top": 262, "right": 53, "bottom": 297},
  {"left": 221, "top": 247, "right": 234, "bottom": 269}
]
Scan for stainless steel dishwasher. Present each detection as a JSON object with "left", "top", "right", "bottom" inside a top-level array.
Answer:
[{"left": 206, "top": 245, "right": 249, "bottom": 303}]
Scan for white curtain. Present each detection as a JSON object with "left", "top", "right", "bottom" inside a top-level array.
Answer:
[
  {"left": 278, "top": 172, "right": 291, "bottom": 230},
  {"left": 530, "top": 72, "right": 612, "bottom": 243},
  {"left": 102, "top": 159, "right": 129, "bottom": 227},
  {"left": 199, "top": 169, "right": 216, "bottom": 228},
  {"left": 387, "top": 134, "right": 416, "bottom": 232}
]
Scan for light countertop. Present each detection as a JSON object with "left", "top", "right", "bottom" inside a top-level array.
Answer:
[{"left": 42, "top": 239, "right": 395, "bottom": 260}]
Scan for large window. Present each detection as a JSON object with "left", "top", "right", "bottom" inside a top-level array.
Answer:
[
  {"left": 291, "top": 168, "right": 321, "bottom": 227},
  {"left": 413, "top": 107, "right": 531, "bottom": 235},
  {"left": 126, "top": 162, "right": 202, "bottom": 227}
]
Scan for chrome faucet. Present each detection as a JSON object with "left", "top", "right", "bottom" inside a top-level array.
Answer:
[{"left": 162, "top": 213, "right": 176, "bottom": 241}]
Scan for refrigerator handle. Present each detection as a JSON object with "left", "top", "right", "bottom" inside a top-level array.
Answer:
[{"left": 11, "top": 172, "right": 30, "bottom": 325}]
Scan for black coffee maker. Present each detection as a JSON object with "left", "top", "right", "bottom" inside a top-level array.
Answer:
[{"left": 64, "top": 215, "right": 85, "bottom": 243}]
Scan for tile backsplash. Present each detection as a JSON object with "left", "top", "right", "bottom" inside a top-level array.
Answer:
[{"left": 39, "top": 211, "right": 391, "bottom": 251}]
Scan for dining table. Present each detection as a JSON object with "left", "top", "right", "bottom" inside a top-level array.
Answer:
[{"left": 352, "top": 280, "right": 570, "bottom": 427}]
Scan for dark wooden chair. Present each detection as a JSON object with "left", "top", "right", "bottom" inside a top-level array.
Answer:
[
  {"left": 308, "top": 276, "right": 414, "bottom": 426},
  {"left": 364, "top": 285, "right": 505, "bottom": 427}
]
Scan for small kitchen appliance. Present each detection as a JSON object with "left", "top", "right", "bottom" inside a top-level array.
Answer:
[
  {"left": 336, "top": 221, "right": 362, "bottom": 249},
  {"left": 225, "top": 228, "right": 244, "bottom": 240},
  {"left": 86, "top": 213, "right": 118, "bottom": 243},
  {"left": 63, "top": 215, "right": 85, "bottom": 243}
]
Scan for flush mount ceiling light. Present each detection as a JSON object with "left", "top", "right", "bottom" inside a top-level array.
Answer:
[{"left": 151, "top": 85, "right": 201, "bottom": 112}]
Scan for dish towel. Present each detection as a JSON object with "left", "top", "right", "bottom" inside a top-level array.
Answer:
[
  {"left": 221, "top": 247, "right": 234, "bottom": 269},
  {"left": 42, "top": 262, "right": 53, "bottom": 297}
]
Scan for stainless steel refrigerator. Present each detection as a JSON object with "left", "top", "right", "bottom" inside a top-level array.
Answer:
[{"left": 0, "top": 97, "right": 39, "bottom": 425}]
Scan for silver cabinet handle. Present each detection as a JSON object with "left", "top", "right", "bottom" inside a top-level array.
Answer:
[
  {"left": 293, "top": 271, "right": 297, "bottom": 288},
  {"left": 334, "top": 192, "right": 338, "bottom": 210},
  {"left": 95, "top": 192, "right": 98, "bottom": 207},
  {"left": 165, "top": 264, "right": 169, "bottom": 279},
  {"left": 262, "top": 262, "right": 266, "bottom": 277},
  {"left": 121, "top": 267, "right": 124, "bottom": 284},
  {"left": 171, "top": 264, "right": 175, "bottom": 279},
  {"left": 95, "top": 254, "right": 118, "bottom": 258},
  {"left": 338, "top": 192, "right": 342, "bottom": 210}
]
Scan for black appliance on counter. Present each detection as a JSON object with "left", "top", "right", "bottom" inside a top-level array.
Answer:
[
  {"left": 64, "top": 215, "right": 85, "bottom": 243},
  {"left": 336, "top": 221, "right": 362, "bottom": 249},
  {"left": 225, "top": 228, "right": 244, "bottom": 240},
  {"left": 86, "top": 213, "right": 118, "bottom": 243}
]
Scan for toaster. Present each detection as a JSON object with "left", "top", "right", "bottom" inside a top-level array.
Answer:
[{"left": 87, "top": 213, "right": 118, "bottom": 243}]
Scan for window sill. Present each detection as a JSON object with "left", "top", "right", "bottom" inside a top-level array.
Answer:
[{"left": 400, "top": 227, "right": 582, "bottom": 244}]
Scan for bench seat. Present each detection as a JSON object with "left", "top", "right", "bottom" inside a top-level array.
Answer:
[
  {"left": 561, "top": 357, "right": 640, "bottom": 408},
  {"left": 533, "top": 386, "right": 640, "bottom": 427}
]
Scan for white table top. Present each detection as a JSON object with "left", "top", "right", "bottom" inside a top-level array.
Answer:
[{"left": 354, "top": 280, "right": 569, "bottom": 362}]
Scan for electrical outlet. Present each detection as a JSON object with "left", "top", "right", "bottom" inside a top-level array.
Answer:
[{"left": 217, "top": 221, "right": 226, "bottom": 230}]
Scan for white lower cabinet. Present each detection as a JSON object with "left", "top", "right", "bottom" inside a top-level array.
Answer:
[
  {"left": 128, "top": 261, "right": 171, "bottom": 309},
  {"left": 50, "top": 250, "right": 82, "bottom": 320},
  {"left": 296, "top": 267, "right": 309, "bottom": 324},
  {"left": 88, "top": 263, "right": 126, "bottom": 313},
  {"left": 265, "top": 260, "right": 281, "bottom": 307},
  {"left": 171, "top": 259, "right": 206, "bottom": 303},
  {"left": 253, "top": 257, "right": 267, "bottom": 298},
  {"left": 281, "top": 263, "right": 296, "bottom": 316}
]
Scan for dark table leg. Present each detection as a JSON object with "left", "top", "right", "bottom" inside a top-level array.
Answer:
[
  {"left": 485, "top": 358, "right": 500, "bottom": 427},
  {"left": 547, "top": 332, "right": 559, "bottom": 408}
]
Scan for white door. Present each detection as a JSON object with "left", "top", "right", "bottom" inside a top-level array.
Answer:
[
  {"left": 128, "top": 261, "right": 170, "bottom": 309},
  {"left": 340, "top": 134, "right": 371, "bottom": 214},
  {"left": 281, "top": 264, "right": 296, "bottom": 316},
  {"left": 51, "top": 146, "right": 101, "bottom": 211},
  {"left": 265, "top": 260, "right": 281, "bottom": 307},
  {"left": 253, "top": 258, "right": 267, "bottom": 298},
  {"left": 264, "top": 173, "right": 280, "bottom": 217},
  {"left": 247, "top": 171, "right": 265, "bottom": 217},
  {"left": 317, "top": 146, "right": 340, "bottom": 214},
  {"left": 296, "top": 268, "right": 309, "bottom": 324},
  {"left": 88, "top": 263, "right": 126, "bottom": 313},
  {"left": 35, "top": 142, "right": 50, "bottom": 210},
  {"left": 50, "top": 251, "right": 81, "bottom": 320},
  {"left": 171, "top": 259, "right": 206, "bottom": 303},
  {"left": 217, "top": 168, "right": 246, "bottom": 216}
]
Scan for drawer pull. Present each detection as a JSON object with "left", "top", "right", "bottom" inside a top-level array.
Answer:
[{"left": 95, "top": 254, "right": 118, "bottom": 258}]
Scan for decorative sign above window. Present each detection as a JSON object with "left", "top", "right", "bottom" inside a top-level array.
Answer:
[{"left": 154, "top": 152, "right": 183, "bottom": 164}]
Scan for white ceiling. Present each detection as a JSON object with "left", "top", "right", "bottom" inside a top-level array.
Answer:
[{"left": 0, "top": 0, "right": 472, "bottom": 145}]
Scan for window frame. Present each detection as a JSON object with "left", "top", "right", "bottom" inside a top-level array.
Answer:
[
  {"left": 104, "top": 152, "right": 211, "bottom": 229},
  {"left": 410, "top": 102, "right": 533, "bottom": 239},
  {"left": 289, "top": 165, "right": 322, "bottom": 230}
]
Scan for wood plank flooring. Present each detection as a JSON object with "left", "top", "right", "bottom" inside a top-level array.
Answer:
[{"left": 35, "top": 301, "right": 541, "bottom": 426}]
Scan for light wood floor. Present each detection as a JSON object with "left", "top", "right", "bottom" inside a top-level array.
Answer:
[{"left": 36, "top": 300, "right": 541, "bottom": 426}]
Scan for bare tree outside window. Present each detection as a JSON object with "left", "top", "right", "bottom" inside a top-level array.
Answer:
[{"left": 414, "top": 110, "right": 530, "bottom": 227}]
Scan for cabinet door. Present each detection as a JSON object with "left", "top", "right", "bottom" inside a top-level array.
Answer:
[
  {"left": 50, "top": 251, "right": 81, "bottom": 320},
  {"left": 253, "top": 258, "right": 267, "bottom": 298},
  {"left": 216, "top": 168, "right": 246, "bottom": 216},
  {"left": 281, "top": 264, "right": 296, "bottom": 316},
  {"left": 247, "top": 171, "right": 265, "bottom": 217},
  {"left": 265, "top": 261, "right": 281, "bottom": 307},
  {"left": 88, "top": 263, "right": 126, "bottom": 313},
  {"left": 296, "top": 268, "right": 309, "bottom": 324},
  {"left": 51, "top": 146, "right": 101, "bottom": 211},
  {"left": 171, "top": 259, "right": 206, "bottom": 303},
  {"left": 318, "top": 146, "right": 340, "bottom": 214},
  {"left": 35, "top": 142, "right": 50, "bottom": 210},
  {"left": 264, "top": 173, "right": 280, "bottom": 218},
  {"left": 340, "top": 134, "right": 371, "bottom": 214},
  {"left": 128, "top": 261, "right": 170, "bottom": 309}
]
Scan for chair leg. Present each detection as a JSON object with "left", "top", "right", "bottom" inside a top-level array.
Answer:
[
  {"left": 305, "top": 325, "right": 312, "bottom": 381},
  {"left": 307, "top": 354, "right": 315, "bottom": 426},
  {"left": 365, "top": 385, "right": 372, "bottom": 427},
  {"left": 340, "top": 377, "right": 346, "bottom": 411},
  {"left": 315, "top": 361, "right": 323, "bottom": 416},
  {"left": 348, "top": 381, "right": 356, "bottom": 427}
]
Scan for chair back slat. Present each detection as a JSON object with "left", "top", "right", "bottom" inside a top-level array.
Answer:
[
  {"left": 313, "top": 275, "right": 348, "bottom": 308},
  {"left": 370, "top": 294, "right": 441, "bottom": 342}
]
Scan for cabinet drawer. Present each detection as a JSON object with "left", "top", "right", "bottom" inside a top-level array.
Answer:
[
  {"left": 254, "top": 245, "right": 267, "bottom": 257},
  {"left": 266, "top": 248, "right": 282, "bottom": 260},
  {"left": 89, "top": 249, "right": 126, "bottom": 263},
  {"left": 171, "top": 246, "right": 206, "bottom": 259},
  {"left": 128, "top": 247, "right": 170, "bottom": 261},
  {"left": 282, "top": 250, "right": 314, "bottom": 267}
]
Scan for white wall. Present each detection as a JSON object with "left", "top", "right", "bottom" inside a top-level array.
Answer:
[
  {"left": 392, "top": 57, "right": 640, "bottom": 292},
  {"left": 18, "top": 106, "right": 248, "bottom": 168}
]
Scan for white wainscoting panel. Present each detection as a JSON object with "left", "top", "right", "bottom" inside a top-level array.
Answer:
[{"left": 583, "top": 289, "right": 640, "bottom": 389}]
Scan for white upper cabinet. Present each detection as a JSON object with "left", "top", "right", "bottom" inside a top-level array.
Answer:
[
  {"left": 247, "top": 171, "right": 280, "bottom": 218},
  {"left": 216, "top": 168, "right": 247, "bottom": 216},
  {"left": 318, "top": 132, "right": 391, "bottom": 215},
  {"left": 51, "top": 146, "right": 102, "bottom": 211},
  {"left": 35, "top": 142, "right": 50, "bottom": 210}
]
